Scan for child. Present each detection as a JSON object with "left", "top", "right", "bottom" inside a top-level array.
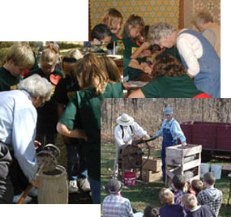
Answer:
[
  {"left": 182, "top": 194, "right": 216, "bottom": 217},
  {"left": 172, "top": 174, "right": 187, "bottom": 206},
  {"left": 122, "top": 14, "right": 145, "bottom": 81},
  {"left": 101, "top": 8, "right": 123, "bottom": 39},
  {"left": 128, "top": 54, "right": 212, "bottom": 98},
  {"left": 91, "top": 24, "right": 113, "bottom": 45},
  {"left": 127, "top": 25, "right": 154, "bottom": 81},
  {"left": 159, "top": 188, "right": 185, "bottom": 217},
  {"left": 28, "top": 44, "right": 64, "bottom": 145},
  {"left": 0, "top": 42, "right": 35, "bottom": 91},
  {"left": 100, "top": 55, "right": 122, "bottom": 82},
  {"left": 53, "top": 49, "right": 90, "bottom": 194},
  {"left": 143, "top": 205, "right": 160, "bottom": 217},
  {"left": 56, "top": 53, "right": 124, "bottom": 203},
  {"left": 197, "top": 172, "right": 222, "bottom": 217},
  {"left": 193, "top": 11, "right": 220, "bottom": 57},
  {"left": 101, "top": 8, "right": 123, "bottom": 54},
  {"left": 190, "top": 179, "right": 204, "bottom": 196}
]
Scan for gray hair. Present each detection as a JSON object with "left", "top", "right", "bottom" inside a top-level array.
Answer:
[
  {"left": 193, "top": 11, "right": 214, "bottom": 26},
  {"left": 148, "top": 23, "right": 176, "bottom": 44},
  {"left": 18, "top": 74, "right": 53, "bottom": 102}
]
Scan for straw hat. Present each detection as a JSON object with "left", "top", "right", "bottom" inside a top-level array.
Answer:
[
  {"left": 106, "top": 178, "right": 123, "bottom": 194},
  {"left": 116, "top": 113, "right": 134, "bottom": 126},
  {"left": 163, "top": 107, "right": 173, "bottom": 115}
]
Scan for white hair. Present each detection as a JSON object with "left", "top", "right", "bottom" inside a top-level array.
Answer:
[
  {"left": 18, "top": 74, "right": 53, "bottom": 101},
  {"left": 148, "top": 23, "right": 176, "bottom": 44}
]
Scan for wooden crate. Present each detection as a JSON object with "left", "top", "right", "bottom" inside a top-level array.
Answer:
[
  {"left": 142, "top": 169, "right": 162, "bottom": 183},
  {"left": 165, "top": 144, "right": 202, "bottom": 186},
  {"left": 142, "top": 158, "right": 161, "bottom": 172}
]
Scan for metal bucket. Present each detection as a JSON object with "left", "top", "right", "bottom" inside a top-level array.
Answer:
[
  {"left": 200, "top": 163, "right": 210, "bottom": 178},
  {"left": 38, "top": 165, "right": 68, "bottom": 204}
]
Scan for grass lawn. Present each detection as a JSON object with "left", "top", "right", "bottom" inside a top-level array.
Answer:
[{"left": 101, "top": 142, "right": 231, "bottom": 216}]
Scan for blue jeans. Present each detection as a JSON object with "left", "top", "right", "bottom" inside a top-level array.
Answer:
[
  {"left": 88, "top": 177, "right": 100, "bottom": 204},
  {"left": 66, "top": 140, "right": 88, "bottom": 181}
]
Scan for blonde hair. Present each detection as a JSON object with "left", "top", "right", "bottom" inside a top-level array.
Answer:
[
  {"left": 40, "top": 44, "right": 59, "bottom": 64},
  {"left": 148, "top": 23, "right": 176, "bottom": 45},
  {"left": 62, "top": 48, "right": 83, "bottom": 61},
  {"left": 159, "top": 188, "right": 174, "bottom": 205},
  {"left": 122, "top": 14, "right": 145, "bottom": 38},
  {"left": 74, "top": 53, "right": 108, "bottom": 94},
  {"left": 182, "top": 194, "right": 198, "bottom": 210},
  {"left": 5, "top": 42, "right": 35, "bottom": 69},
  {"left": 101, "top": 8, "right": 123, "bottom": 31},
  {"left": 99, "top": 55, "right": 121, "bottom": 82}
]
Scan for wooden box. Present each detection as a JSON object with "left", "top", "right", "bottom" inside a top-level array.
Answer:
[
  {"left": 165, "top": 144, "right": 202, "bottom": 186},
  {"left": 142, "top": 169, "right": 162, "bottom": 183},
  {"left": 142, "top": 158, "right": 161, "bottom": 172}
]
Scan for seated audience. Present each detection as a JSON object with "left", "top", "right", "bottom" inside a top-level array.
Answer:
[
  {"left": 159, "top": 188, "right": 185, "bottom": 217},
  {"left": 197, "top": 172, "right": 222, "bottom": 217},
  {"left": 182, "top": 193, "right": 216, "bottom": 217}
]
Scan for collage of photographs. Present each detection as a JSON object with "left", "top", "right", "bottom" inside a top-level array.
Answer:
[{"left": 0, "top": 0, "right": 229, "bottom": 217}]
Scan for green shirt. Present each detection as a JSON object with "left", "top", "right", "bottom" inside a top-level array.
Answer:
[
  {"left": 0, "top": 67, "right": 20, "bottom": 91},
  {"left": 122, "top": 37, "right": 139, "bottom": 77},
  {"left": 59, "top": 82, "right": 123, "bottom": 180},
  {"left": 161, "top": 46, "right": 182, "bottom": 64},
  {"left": 141, "top": 75, "right": 202, "bottom": 98}
]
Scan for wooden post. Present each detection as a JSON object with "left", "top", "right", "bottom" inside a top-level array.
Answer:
[{"left": 179, "top": 0, "right": 184, "bottom": 29}]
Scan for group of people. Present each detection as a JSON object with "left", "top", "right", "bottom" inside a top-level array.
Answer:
[
  {"left": 102, "top": 171, "right": 222, "bottom": 217},
  {"left": 102, "top": 107, "right": 223, "bottom": 217},
  {"left": 0, "top": 41, "right": 125, "bottom": 204},
  {"left": 114, "top": 107, "right": 186, "bottom": 182},
  {"left": 90, "top": 8, "right": 220, "bottom": 98}
]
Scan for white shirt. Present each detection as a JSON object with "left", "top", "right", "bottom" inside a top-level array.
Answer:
[
  {"left": 0, "top": 90, "right": 38, "bottom": 182},
  {"left": 177, "top": 29, "right": 203, "bottom": 77},
  {"left": 114, "top": 122, "right": 148, "bottom": 149}
]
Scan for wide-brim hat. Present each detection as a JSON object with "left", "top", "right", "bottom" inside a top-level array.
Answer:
[
  {"left": 163, "top": 107, "right": 173, "bottom": 115},
  {"left": 106, "top": 178, "right": 123, "bottom": 194},
  {"left": 116, "top": 113, "right": 134, "bottom": 126}
]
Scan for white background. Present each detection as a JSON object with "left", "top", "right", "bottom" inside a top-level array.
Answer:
[{"left": 0, "top": 0, "right": 88, "bottom": 41}]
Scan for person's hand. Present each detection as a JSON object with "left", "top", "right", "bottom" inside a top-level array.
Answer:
[
  {"left": 34, "top": 140, "right": 42, "bottom": 150},
  {"left": 143, "top": 134, "right": 150, "bottom": 140},
  {"left": 140, "top": 41, "right": 151, "bottom": 50}
]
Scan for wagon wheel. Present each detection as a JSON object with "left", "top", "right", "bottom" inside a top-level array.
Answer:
[{"left": 120, "top": 140, "right": 151, "bottom": 170}]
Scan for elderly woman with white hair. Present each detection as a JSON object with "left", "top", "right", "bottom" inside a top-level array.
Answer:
[
  {"left": 139, "top": 22, "right": 220, "bottom": 98},
  {"left": 153, "top": 107, "right": 186, "bottom": 182},
  {"left": 0, "top": 74, "right": 53, "bottom": 203}
]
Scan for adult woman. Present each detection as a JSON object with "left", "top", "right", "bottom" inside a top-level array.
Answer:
[
  {"left": 0, "top": 74, "right": 53, "bottom": 203},
  {"left": 143, "top": 23, "right": 220, "bottom": 98}
]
